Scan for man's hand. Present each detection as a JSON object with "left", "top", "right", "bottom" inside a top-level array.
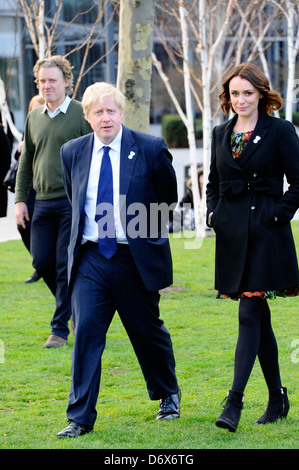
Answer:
[{"left": 15, "top": 202, "right": 30, "bottom": 229}]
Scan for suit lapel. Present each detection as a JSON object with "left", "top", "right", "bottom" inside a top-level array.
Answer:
[
  {"left": 119, "top": 126, "right": 138, "bottom": 196},
  {"left": 76, "top": 133, "right": 94, "bottom": 214},
  {"left": 75, "top": 128, "right": 139, "bottom": 224}
]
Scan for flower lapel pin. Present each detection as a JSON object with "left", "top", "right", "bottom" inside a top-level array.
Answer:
[
  {"left": 128, "top": 151, "right": 135, "bottom": 159},
  {"left": 253, "top": 135, "right": 261, "bottom": 144}
]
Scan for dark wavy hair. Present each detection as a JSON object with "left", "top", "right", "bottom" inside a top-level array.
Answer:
[{"left": 219, "top": 62, "right": 283, "bottom": 115}]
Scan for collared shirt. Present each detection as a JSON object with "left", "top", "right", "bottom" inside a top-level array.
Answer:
[
  {"left": 82, "top": 126, "right": 127, "bottom": 243},
  {"left": 42, "top": 95, "right": 72, "bottom": 118}
]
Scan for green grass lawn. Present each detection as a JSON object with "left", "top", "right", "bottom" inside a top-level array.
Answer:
[{"left": 0, "top": 223, "right": 298, "bottom": 450}]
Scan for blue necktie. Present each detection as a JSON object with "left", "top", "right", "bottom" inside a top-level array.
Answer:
[{"left": 95, "top": 146, "right": 118, "bottom": 259}]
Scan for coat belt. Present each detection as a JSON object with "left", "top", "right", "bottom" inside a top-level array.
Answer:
[{"left": 219, "top": 178, "right": 283, "bottom": 199}]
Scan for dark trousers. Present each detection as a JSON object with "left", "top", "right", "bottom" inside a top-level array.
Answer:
[
  {"left": 31, "top": 196, "right": 72, "bottom": 339},
  {"left": 66, "top": 242, "right": 178, "bottom": 427}
]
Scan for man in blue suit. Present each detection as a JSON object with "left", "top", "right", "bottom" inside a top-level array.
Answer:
[{"left": 57, "top": 82, "right": 180, "bottom": 438}]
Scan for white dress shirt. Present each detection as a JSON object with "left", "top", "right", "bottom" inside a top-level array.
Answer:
[
  {"left": 42, "top": 95, "right": 72, "bottom": 118},
  {"left": 82, "top": 126, "right": 127, "bottom": 244}
]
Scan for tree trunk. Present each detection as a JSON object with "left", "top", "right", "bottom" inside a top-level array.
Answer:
[
  {"left": 179, "top": 3, "right": 202, "bottom": 239},
  {"left": 198, "top": 0, "right": 212, "bottom": 232},
  {"left": 117, "top": 0, "right": 155, "bottom": 132},
  {"left": 285, "top": 0, "right": 298, "bottom": 122}
]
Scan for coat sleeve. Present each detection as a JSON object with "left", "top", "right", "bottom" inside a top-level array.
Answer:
[
  {"left": 15, "top": 115, "right": 34, "bottom": 203},
  {"left": 153, "top": 138, "right": 178, "bottom": 208},
  {"left": 0, "top": 125, "right": 11, "bottom": 180},
  {"left": 206, "top": 126, "right": 220, "bottom": 225},
  {"left": 275, "top": 120, "right": 299, "bottom": 223},
  {"left": 60, "top": 144, "right": 72, "bottom": 204}
]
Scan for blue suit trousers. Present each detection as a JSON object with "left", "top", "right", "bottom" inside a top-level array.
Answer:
[{"left": 66, "top": 242, "right": 178, "bottom": 426}]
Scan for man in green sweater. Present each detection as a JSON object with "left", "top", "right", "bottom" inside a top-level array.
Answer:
[{"left": 15, "top": 55, "right": 91, "bottom": 348}]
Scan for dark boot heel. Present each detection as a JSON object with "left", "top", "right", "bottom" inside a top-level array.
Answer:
[
  {"left": 216, "top": 390, "right": 244, "bottom": 432},
  {"left": 255, "top": 387, "right": 290, "bottom": 424}
]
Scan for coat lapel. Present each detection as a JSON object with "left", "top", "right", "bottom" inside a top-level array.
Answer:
[
  {"left": 219, "top": 113, "right": 271, "bottom": 173},
  {"left": 233, "top": 113, "right": 271, "bottom": 166},
  {"left": 217, "top": 115, "right": 243, "bottom": 174}
]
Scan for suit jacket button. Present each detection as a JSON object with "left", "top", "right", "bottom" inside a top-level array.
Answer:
[{"left": 251, "top": 206, "right": 256, "bottom": 210}]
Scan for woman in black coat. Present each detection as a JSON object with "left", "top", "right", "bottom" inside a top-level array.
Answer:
[{"left": 206, "top": 63, "right": 299, "bottom": 432}]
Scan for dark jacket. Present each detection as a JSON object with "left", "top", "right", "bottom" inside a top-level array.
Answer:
[
  {"left": 61, "top": 125, "right": 177, "bottom": 293},
  {"left": 206, "top": 113, "right": 299, "bottom": 295},
  {"left": 0, "top": 125, "right": 12, "bottom": 217}
]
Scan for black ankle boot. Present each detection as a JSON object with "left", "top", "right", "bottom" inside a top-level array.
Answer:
[
  {"left": 216, "top": 390, "right": 244, "bottom": 432},
  {"left": 255, "top": 387, "right": 290, "bottom": 424}
]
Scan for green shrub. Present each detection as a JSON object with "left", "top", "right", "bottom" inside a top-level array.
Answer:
[
  {"left": 279, "top": 111, "right": 299, "bottom": 125},
  {"left": 293, "top": 112, "right": 299, "bottom": 125},
  {"left": 162, "top": 114, "right": 203, "bottom": 148}
]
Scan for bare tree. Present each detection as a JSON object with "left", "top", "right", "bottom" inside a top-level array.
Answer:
[
  {"left": 18, "top": 0, "right": 119, "bottom": 98},
  {"left": 197, "top": 0, "right": 238, "bottom": 222},
  {"left": 154, "top": 0, "right": 239, "bottom": 237},
  {"left": 270, "top": 0, "right": 299, "bottom": 121},
  {"left": 153, "top": 0, "right": 296, "bottom": 237}
]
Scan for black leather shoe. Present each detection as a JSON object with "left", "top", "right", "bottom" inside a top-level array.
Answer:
[
  {"left": 24, "top": 270, "right": 41, "bottom": 283},
  {"left": 57, "top": 420, "right": 93, "bottom": 438},
  {"left": 156, "top": 386, "right": 181, "bottom": 420}
]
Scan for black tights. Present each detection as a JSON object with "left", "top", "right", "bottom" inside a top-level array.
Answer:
[{"left": 231, "top": 297, "right": 282, "bottom": 393}]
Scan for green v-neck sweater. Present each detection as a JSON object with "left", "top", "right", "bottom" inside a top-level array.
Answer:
[{"left": 15, "top": 99, "right": 92, "bottom": 203}]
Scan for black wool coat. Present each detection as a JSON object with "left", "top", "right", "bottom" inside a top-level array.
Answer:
[{"left": 206, "top": 112, "right": 299, "bottom": 295}]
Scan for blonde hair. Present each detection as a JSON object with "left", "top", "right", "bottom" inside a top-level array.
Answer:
[
  {"left": 33, "top": 55, "right": 74, "bottom": 95},
  {"left": 82, "top": 82, "right": 126, "bottom": 116}
]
